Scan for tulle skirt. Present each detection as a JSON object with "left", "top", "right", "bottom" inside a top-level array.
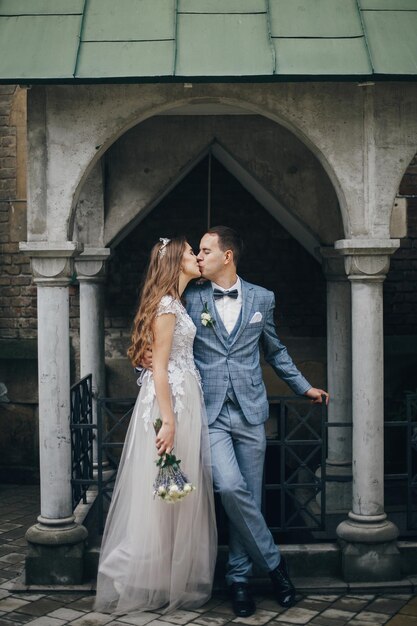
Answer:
[{"left": 94, "top": 372, "right": 217, "bottom": 615}]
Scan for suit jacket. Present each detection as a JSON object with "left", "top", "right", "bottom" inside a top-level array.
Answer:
[{"left": 185, "top": 279, "right": 311, "bottom": 425}]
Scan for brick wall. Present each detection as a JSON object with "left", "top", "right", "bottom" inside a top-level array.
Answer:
[
  {"left": 0, "top": 86, "right": 38, "bottom": 483},
  {"left": 0, "top": 86, "right": 34, "bottom": 342}
]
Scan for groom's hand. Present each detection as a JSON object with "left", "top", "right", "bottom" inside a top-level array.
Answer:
[
  {"left": 305, "top": 387, "right": 329, "bottom": 405},
  {"left": 140, "top": 347, "right": 153, "bottom": 371}
]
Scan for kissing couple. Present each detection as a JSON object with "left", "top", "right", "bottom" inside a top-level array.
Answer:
[{"left": 95, "top": 225, "right": 328, "bottom": 616}]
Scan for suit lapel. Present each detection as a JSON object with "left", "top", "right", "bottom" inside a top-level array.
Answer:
[
  {"left": 230, "top": 279, "right": 255, "bottom": 347},
  {"left": 199, "top": 284, "right": 228, "bottom": 349}
]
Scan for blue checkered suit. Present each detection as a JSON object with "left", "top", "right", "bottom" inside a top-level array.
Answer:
[
  {"left": 185, "top": 278, "right": 312, "bottom": 584},
  {"left": 185, "top": 279, "right": 311, "bottom": 425}
]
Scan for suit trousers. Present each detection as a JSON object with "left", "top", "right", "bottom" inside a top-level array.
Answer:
[{"left": 209, "top": 399, "right": 281, "bottom": 584}]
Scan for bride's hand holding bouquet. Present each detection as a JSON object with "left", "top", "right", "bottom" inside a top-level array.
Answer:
[
  {"left": 153, "top": 418, "right": 196, "bottom": 503},
  {"left": 155, "top": 417, "right": 175, "bottom": 455}
]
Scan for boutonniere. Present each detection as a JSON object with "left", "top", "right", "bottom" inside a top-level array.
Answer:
[{"left": 201, "top": 303, "right": 216, "bottom": 328}]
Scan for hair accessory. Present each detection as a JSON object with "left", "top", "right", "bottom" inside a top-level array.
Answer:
[{"left": 159, "top": 238, "right": 171, "bottom": 257}]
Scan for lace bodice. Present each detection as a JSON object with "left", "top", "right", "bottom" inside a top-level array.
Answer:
[{"left": 140, "top": 295, "right": 201, "bottom": 428}]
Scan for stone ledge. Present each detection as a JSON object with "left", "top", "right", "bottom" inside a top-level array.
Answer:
[
  {"left": 19, "top": 241, "right": 83, "bottom": 257},
  {"left": 335, "top": 239, "right": 400, "bottom": 254}
]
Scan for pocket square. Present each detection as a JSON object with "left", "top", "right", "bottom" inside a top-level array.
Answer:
[{"left": 249, "top": 312, "right": 262, "bottom": 324}]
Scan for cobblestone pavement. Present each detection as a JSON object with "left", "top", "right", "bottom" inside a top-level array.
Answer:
[{"left": 1, "top": 485, "right": 417, "bottom": 626}]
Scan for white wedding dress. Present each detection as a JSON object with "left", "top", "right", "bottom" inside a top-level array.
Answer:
[{"left": 95, "top": 296, "right": 217, "bottom": 615}]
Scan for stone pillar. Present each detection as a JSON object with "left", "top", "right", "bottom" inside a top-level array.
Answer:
[
  {"left": 75, "top": 248, "right": 110, "bottom": 469},
  {"left": 319, "top": 250, "right": 352, "bottom": 511},
  {"left": 20, "top": 242, "right": 88, "bottom": 585},
  {"left": 335, "top": 239, "right": 401, "bottom": 582}
]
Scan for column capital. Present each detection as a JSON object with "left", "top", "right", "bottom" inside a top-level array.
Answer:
[
  {"left": 75, "top": 247, "right": 111, "bottom": 281},
  {"left": 19, "top": 241, "right": 83, "bottom": 286},
  {"left": 334, "top": 238, "right": 400, "bottom": 280}
]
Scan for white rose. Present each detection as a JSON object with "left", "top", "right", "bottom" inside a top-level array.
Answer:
[
  {"left": 201, "top": 319, "right": 208, "bottom": 327},
  {"left": 158, "top": 486, "right": 167, "bottom": 495},
  {"left": 183, "top": 484, "right": 192, "bottom": 493},
  {"left": 202, "top": 313, "right": 211, "bottom": 321},
  {"left": 169, "top": 484, "right": 179, "bottom": 493}
]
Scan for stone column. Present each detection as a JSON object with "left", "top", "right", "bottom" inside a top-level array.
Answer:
[
  {"left": 20, "top": 242, "right": 88, "bottom": 585},
  {"left": 319, "top": 250, "right": 352, "bottom": 511},
  {"left": 335, "top": 239, "right": 400, "bottom": 582},
  {"left": 75, "top": 248, "right": 111, "bottom": 469}
]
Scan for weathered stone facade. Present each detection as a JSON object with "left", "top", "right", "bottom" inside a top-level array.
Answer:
[
  {"left": 0, "top": 86, "right": 417, "bottom": 483},
  {"left": 4, "top": 79, "right": 416, "bottom": 584}
]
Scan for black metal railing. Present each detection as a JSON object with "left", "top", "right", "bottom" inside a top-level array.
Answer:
[
  {"left": 263, "top": 397, "right": 327, "bottom": 534},
  {"left": 97, "top": 397, "right": 136, "bottom": 533},
  {"left": 407, "top": 392, "right": 417, "bottom": 529},
  {"left": 73, "top": 386, "right": 417, "bottom": 538},
  {"left": 96, "top": 395, "right": 327, "bottom": 536},
  {"left": 384, "top": 391, "right": 417, "bottom": 530},
  {"left": 70, "top": 374, "right": 95, "bottom": 509}
]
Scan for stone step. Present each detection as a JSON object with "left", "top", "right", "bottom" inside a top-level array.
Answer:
[{"left": 84, "top": 540, "right": 417, "bottom": 590}]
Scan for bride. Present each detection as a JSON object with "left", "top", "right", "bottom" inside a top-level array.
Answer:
[{"left": 94, "top": 236, "right": 217, "bottom": 615}]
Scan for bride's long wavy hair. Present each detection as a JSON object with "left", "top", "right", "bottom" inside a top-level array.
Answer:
[{"left": 127, "top": 236, "right": 186, "bottom": 367}]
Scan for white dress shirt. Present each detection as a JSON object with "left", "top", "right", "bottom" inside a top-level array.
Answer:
[{"left": 211, "top": 277, "right": 242, "bottom": 334}]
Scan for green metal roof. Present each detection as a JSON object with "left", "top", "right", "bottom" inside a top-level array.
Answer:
[{"left": 0, "top": 0, "right": 416, "bottom": 82}]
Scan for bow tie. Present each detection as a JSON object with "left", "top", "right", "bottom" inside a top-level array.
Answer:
[{"left": 213, "top": 288, "right": 239, "bottom": 300}]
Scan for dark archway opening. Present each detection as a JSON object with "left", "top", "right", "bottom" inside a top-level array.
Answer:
[{"left": 105, "top": 154, "right": 326, "bottom": 358}]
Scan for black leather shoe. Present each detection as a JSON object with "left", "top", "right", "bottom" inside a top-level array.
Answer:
[
  {"left": 270, "top": 557, "right": 296, "bottom": 608},
  {"left": 230, "top": 582, "right": 256, "bottom": 617}
]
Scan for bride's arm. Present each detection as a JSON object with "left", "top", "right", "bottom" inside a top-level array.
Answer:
[{"left": 152, "top": 313, "right": 176, "bottom": 455}]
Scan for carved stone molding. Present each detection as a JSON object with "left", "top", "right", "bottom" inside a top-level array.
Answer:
[
  {"left": 334, "top": 238, "right": 400, "bottom": 281},
  {"left": 344, "top": 254, "right": 391, "bottom": 280},
  {"left": 74, "top": 247, "right": 111, "bottom": 281},
  {"left": 19, "top": 241, "right": 83, "bottom": 286}
]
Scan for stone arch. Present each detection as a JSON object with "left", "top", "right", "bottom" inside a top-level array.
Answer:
[
  {"left": 67, "top": 90, "right": 349, "bottom": 243},
  {"left": 96, "top": 115, "right": 342, "bottom": 253},
  {"left": 104, "top": 138, "right": 323, "bottom": 257}
]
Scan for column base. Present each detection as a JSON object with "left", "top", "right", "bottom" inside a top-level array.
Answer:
[
  {"left": 25, "top": 519, "right": 88, "bottom": 585},
  {"left": 337, "top": 516, "right": 401, "bottom": 582}
]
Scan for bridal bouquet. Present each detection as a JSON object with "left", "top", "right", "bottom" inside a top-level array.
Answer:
[{"left": 153, "top": 419, "right": 196, "bottom": 503}]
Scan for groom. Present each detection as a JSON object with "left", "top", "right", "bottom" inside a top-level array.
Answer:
[{"left": 185, "top": 226, "right": 328, "bottom": 616}]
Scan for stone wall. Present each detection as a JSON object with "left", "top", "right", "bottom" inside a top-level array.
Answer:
[
  {"left": 0, "top": 86, "right": 33, "bottom": 341},
  {"left": 0, "top": 102, "right": 416, "bottom": 350},
  {"left": 0, "top": 86, "right": 39, "bottom": 482}
]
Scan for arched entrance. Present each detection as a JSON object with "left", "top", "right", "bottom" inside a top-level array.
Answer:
[
  {"left": 70, "top": 107, "right": 352, "bottom": 555},
  {"left": 72, "top": 108, "right": 345, "bottom": 402},
  {"left": 23, "top": 82, "right": 415, "bottom": 585}
]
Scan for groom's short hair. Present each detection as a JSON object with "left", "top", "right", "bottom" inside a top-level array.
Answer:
[{"left": 206, "top": 225, "right": 243, "bottom": 267}]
